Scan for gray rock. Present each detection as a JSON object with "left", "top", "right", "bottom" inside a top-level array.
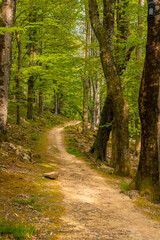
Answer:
[
  {"left": 128, "top": 190, "right": 139, "bottom": 199},
  {"left": 43, "top": 171, "right": 59, "bottom": 180},
  {"left": 2, "top": 142, "right": 31, "bottom": 162}
]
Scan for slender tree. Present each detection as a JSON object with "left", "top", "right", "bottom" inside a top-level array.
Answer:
[
  {"left": 83, "top": 2, "right": 90, "bottom": 133},
  {"left": 15, "top": 30, "right": 22, "bottom": 125},
  {"left": 0, "top": 0, "right": 16, "bottom": 140}
]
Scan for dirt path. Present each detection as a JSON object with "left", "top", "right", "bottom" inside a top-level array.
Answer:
[{"left": 47, "top": 122, "right": 160, "bottom": 240}]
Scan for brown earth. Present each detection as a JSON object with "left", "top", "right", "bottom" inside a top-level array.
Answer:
[{"left": 47, "top": 122, "right": 160, "bottom": 240}]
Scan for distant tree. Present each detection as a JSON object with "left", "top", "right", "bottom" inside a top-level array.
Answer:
[
  {"left": 83, "top": 2, "right": 90, "bottom": 133},
  {"left": 15, "top": 30, "right": 22, "bottom": 125},
  {"left": 0, "top": 0, "right": 16, "bottom": 141}
]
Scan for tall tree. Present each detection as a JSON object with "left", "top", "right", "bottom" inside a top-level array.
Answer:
[
  {"left": 27, "top": 8, "right": 37, "bottom": 119},
  {"left": 133, "top": 0, "right": 160, "bottom": 201},
  {"left": 83, "top": 2, "right": 90, "bottom": 133},
  {"left": 89, "top": 0, "right": 130, "bottom": 175},
  {"left": 0, "top": 0, "right": 16, "bottom": 141},
  {"left": 135, "top": 0, "right": 144, "bottom": 154}
]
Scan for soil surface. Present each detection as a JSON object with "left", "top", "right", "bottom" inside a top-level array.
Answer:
[{"left": 47, "top": 122, "right": 160, "bottom": 240}]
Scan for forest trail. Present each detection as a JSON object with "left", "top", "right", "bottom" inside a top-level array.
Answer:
[{"left": 47, "top": 122, "right": 160, "bottom": 240}]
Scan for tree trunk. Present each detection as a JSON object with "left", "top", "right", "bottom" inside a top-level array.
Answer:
[
  {"left": 27, "top": 46, "right": 35, "bottom": 120},
  {"left": 59, "top": 93, "right": 63, "bottom": 114},
  {"left": 38, "top": 38, "right": 44, "bottom": 115},
  {"left": 27, "top": 11, "right": 37, "bottom": 120},
  {"left": 133, "top": 1, "right": 160, "bottom": 201},
  {"left": 110, "top": 122, "right": 116, "bottom": 167},
  {"left": 89, "top": 0, "right": 130, "bottom": 175},
  {"left": 135, "top": 0, "right": 144, "bottom": 154},
  {"left": 27, "top": 75, "right": 34, "bottom": 119},
  {"left": 0, "top": 0, "right": 16, "bottom": 140},
  {"left": 54, "top": 93, "right": 58, "bottom": 115},
  {"left": 95, "top": 74, "right": 100, "bottom": 126},
  {"left": 15, "top": 30, "right": 22, "bottom": 125},
  {"left": 91, "top": 95, "right": 114, "bottom": 162},
  {"left": 39, "top": 91, "right": 43, "bottom": 114},
  {"left": 83, "top": 3, "right": 90, "bottom": 134},
  {"left": 90, "top": 29, "right": 99, "bottom": 131},
  {"left": 90, "top": 78, "right": 96, "bottom": 131}
]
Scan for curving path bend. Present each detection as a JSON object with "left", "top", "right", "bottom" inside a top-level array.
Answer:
[{"left": 47, "top": 122, "right": 160, "bottom": 240}]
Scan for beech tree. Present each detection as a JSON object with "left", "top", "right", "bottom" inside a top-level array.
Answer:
[
  {"left": 89, "top": 0, "right": 130, "bottom": 175},
  {"left": 133, "top": 0, "right": 160, "bottom": 201},
  {"left": 0, "top": 0, "right": 16, "bottom": 141}
]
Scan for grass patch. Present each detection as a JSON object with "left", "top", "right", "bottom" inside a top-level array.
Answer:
[
  {"left": 67, "top": 148, "right": 84, "bottom": 157},
  {"left": 12, "top": 197, "right": 36, "bottom": 206},
  {"left": 0, "top": 220, "right": 35, "bottom": 239},
  {"left": 11, "top": 196, "right": 42, "bottom": 212},
  {"left": 119, "top": 181, "right": 130, "bottom": 193},
  {"left": 65, "top": 136, "right": 84, "bottom": 157}
]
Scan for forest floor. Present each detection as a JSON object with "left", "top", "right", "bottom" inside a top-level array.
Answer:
[
  {"left": 1, "top": 114, "right": 160, "bottom": 239},
  {"left": 0, "top": 110, "right": 69, "bottom": 240}
]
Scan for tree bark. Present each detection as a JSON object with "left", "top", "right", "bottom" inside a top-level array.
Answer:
[
  {"left": 27, "top": 75, "right": 34, "bottom": 119},
  {"left": 95, "top": 75, "right": 100, "bottom": 126},
  {"left": 91, "top": 95, "right": 114, "bottom": 161},
  {"left": 27, "top": 45, "right": 35, "bottom": 119},
  {"left": 0, "top": 0, "right": 16, "bottom": 140},
  {"left": 15, "top": 30, "right": 22, "bottom": 125},
  {"left": 39, "top": 91, "right": 43, "bottom": 114},
  {"left": 110, "top": 0, "right": 130, "bottom": 170},
  {"left": 134, "top": 0, "right": 144, "bottom": 154},
  {"left": 27, "top": 11, "right": 37, "bottom": 120},
  {"left": 133, "top": 0, "right": 160, "bottom": 201},
  {"left": 59, "top": 93, "right": 63, "bottom": 114},
  {"left": 90, "top": 29, "right": 100, "bottom": 130},
  {"left": 89, "top": 0, "right": 130, "bottom": 175},
  {"left": 54, "top": 93, "right": 58, "bottom": 115},
  {"left": 38, "top": 38, "right": 44, "bottom": 115}
]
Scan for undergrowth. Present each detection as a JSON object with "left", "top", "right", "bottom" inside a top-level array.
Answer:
[
  {"left": 0, "top": 220, "right": 35, "bottom": 240},
  {"left": 0, "top": 105, "right": 69, "bottom": 239}
]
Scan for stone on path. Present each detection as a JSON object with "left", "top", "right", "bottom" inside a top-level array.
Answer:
[{"left": 43, "top": 171, "right": 59, "bottom": 180}]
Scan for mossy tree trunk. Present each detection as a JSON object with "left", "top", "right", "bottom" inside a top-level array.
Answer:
[
  {"left": 89, "top": 0, "right": 130, "bottom": 175},
  {"left": 91, "top": 95, "right": 114, "bottom": 162},
  {"left": 0, "top": 0, "right": 16, "bottom": 141},
  {"left": 133, "top": 1, "right": 160, "bottom": 201}
]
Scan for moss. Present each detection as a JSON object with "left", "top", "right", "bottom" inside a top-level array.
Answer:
[{"left": 134, "top": 196, "right": 160, "bottom": 223}]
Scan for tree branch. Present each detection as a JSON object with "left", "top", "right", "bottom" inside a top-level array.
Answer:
[{"left": 88, "top": 0, "right": 103, "bottom": 41}]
